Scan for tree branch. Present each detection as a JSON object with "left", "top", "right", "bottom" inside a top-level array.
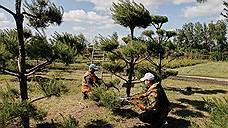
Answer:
[
  {"left": 110, "top": 51, "right": 129, "bottom": 63},
  {"left": 161, "top": 57, "right": 176, "bottom": 68},
  {"left": 103, "top": 67, "right": 127, "bottom": 82},
  {"left": 0, "top": 66, "right": 19, "bottom": 77},
  {"left": 0, "top": 5, "right": 16, "bottom": 17},
  {"left": 22, "top": 11, "right": 37, "bottom": 18},
  {"left": 146, "top": 58, "right": 159, "bottom": 67},
  {"left": 135, "top": 55, "right": 150, "bottom": 64},
  {"left": 25, "top": 60, "right": 52, "bottom": 76},
  {"left": 30, "top": 94, "right": 55, "bottom": 103}
]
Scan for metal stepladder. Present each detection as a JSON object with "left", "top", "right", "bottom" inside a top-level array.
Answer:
[{"left": 90, "top": 45, "right": 105, "bottom": 79}]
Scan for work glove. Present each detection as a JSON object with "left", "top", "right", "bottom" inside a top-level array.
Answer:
[{"left": 136, "top": 104, "right": 145, "bottom": 111}]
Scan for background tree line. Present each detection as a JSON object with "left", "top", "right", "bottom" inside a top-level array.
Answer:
[{"left": 174, "top": 21, "right": 227, "bottom": 61}]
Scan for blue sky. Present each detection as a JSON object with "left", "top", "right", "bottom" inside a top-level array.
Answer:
[{"left": 0, "top": 0, "right": 225, "bottom": 41}]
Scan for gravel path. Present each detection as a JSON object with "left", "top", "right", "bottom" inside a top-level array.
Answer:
[{"left": 169, "top": 75, "right": 228, "bottom": 85}]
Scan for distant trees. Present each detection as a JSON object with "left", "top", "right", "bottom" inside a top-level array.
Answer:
[
  {"left": 51, "top": 32, "right": 87, "bottom": 65},
  {"left": 175, "top": 21, "right": 227, "bottom": 60}
]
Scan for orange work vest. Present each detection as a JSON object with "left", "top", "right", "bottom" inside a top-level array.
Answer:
[{"left": 81, "top": 71, "right": 98, "bottom": 93}]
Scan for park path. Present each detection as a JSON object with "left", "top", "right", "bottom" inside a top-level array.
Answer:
[{"left": 169, "top": 75, "right": 228, "bottom": 85}]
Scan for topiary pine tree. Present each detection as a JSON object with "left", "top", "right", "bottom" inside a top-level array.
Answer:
[
  {"left": 142, "top": 15, "right": 180, "bottom": 83},
  {"left": 100, "top": 33, "right": 149, "bottom": 97},
  {"left": 100, "top": 0, "right": 152, "bottom": 97},
  {"left": 0, "top": 0, "right": 64, "bottom": 127}
]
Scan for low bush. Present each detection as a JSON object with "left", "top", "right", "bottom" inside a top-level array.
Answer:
[
  {"left": 90, "top": 85, "right": 121, "bottom": 110},
  {"left": 204, "top": 97, "right": 228, "bottom": 128},
  {"left": 60, "top": 114, "right": 79, "bottom": 128}
]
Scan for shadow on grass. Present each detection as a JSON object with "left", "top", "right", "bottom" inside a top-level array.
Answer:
[
  {"left": 172, "top": 109, "right": 205, "bottom": 118},
  {"left": 177, "top": 98, "right": 207, "bottom": 111},
  {"left": 84, "top": 119, "right": 113, "bottom": 128},
  {"left": 36, "top": 122, "right": 62, "bottom": 128},
  {"left": 171, "top": 102, "right": 187, "bottom": 109},
  {"left": 112, "top": 108, "right": 139, "bottom": 119},
  {"left": 165, "top": 86, "right": 227, "bottom": 95},
  {"left": 131, "top": 117, "right": 191, "bottom": 128}
]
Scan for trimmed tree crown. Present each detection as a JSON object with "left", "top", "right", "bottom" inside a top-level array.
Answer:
[{"left": 111, "top": 0, "right": 151, "bottom": 29}]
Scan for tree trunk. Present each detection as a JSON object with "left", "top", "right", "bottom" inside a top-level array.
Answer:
[
  {"left": 126, "top": 63, "right": 134, "bottom": 97},
  {"left": 130, "top": 27, "right": 134, "bottom": 40},
  {"left": 15, "top": 0, "right": 29, "bottom": 127},
  {"left": 158, "top": 52, "right": 162, "bottom": 85}
]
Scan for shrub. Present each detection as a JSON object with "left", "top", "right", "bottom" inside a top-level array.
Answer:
[
  {"left": 0, "top": 86, "right": 47, "bottom": 127},
  {"left": 90, "top": 85, "right": 121, "bottom": 110},
  {"left": 60, "top": 114, "right": 79, "bottom": 128},
  {"left": 33, "top": 76, "right": 69, "bottom": 97},
  {"left": 203, "top": 97, "right": 228, "bottom": 128}
]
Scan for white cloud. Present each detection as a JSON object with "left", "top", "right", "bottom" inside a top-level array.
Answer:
[
  {"left": 172, "top": 0, "right": 194, "bottom": 5},
  {"left": 63, "top": 9, "right": 113, "bottom": 25},
  {"left": 75, "top": 0, "right": 169, "bottom": 12},
  {"left": 73, "top": 26, "right": 86, "bottom": 31},
  {"left": 0, "top": 13, "right": 10, "bottom": 27},
  {"left": 184, "top": 0, "right": 223, "bottom": 17}
]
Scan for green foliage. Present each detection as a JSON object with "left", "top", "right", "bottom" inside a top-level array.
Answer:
[
  {"left": 111, "top": 0, "right": 151, "bottom": 34},
  {"left": 60, "top": 114, "right": 79, "bottom": 128},
  {"left": 99, "top": 33, "right": 119, "bottom": 51},
  {"left": 51, "top": 32, "right": 87, "bottom": 65},
  {"left": 52, "top": 32, "right": 87, "bottom": 56},
  {"left": 90, "top": 85, "right": 121, "bottom": 110},
  {"left": 0, "top": 29, "right": 32, "bottom": 63},
  {"left": 151, "top": 15, "right": 168, "bottom": 25},
  {"left": 175, "top": 21, "right": 227, "bottom": 59},
  {"left": 33, "top": 77, "right": 69, "bottom": 97},
  {"left": 0, "top": 86, "right": 47, "bottom": 127},
  {"left": 203, "top": 98, "right": 228, "bottom": 128},
  {"left": 118, "top": 40, "right": 147, "bottom": 59},
  {"left": 26, "top": 34, "right": 53, "bottom": 60},
  {"left": 25, "top": 0, "right": 64, "bottom": 29},
  {"left": 142, "top": 30, "right": 154, "bottom": 38},
  {"left": 52, "top": 41, "right": 75, "bottom": 65},
  {"left": 102, "top": 61, "right": 125, "bottom": 73},
  {"left": 135, "top": 67, "right": 161, "bottom": 83},
  {"left": 210, "top": 51, "right": 227, "bottom": 61},
  {"left": 222, "top": 1, "right": 228, "bottom": 19}
]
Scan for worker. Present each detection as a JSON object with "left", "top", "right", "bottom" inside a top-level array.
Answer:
[
  {"left": 81, "top": 64, "right": 99, "bottom": 99},
  {"left": 132, "top": 72, "right": 171, "bottom": 125}
]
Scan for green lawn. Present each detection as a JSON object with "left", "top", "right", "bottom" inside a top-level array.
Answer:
[{"left": 175, "top": 61, "right": 228, "bottom": 78}]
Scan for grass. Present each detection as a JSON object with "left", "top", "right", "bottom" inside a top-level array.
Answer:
[
  {"left": 175, "top": 61, "right": 228, "bottom": 78},
  {"left": 0, "top": 62, "right": 228, "bottom": 127}
]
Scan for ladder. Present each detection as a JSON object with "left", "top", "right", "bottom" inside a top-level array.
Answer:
[{"left": 91, "top": 45, "right": 105, "bottom": 78}]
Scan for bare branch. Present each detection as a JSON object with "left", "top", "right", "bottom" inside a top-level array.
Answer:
[
  {"left": 132, "top": 80, "right": 142, "bottom": 84},
  {"left": 30, "top": 96, "right": 47, "bottom": 103},
  {"left": 161, "top": 57, "right": 176, "bottom": 68},
  {"left": 136, "top": 55, "right": 150, "bottom": 64},
  {"left": 110, "top": 51, "right": 129, "bottom": 63},
  {"left": 0, "top": 66, "right": 19, "bottom": 77},
  {"left": 22, "top": 11, "right": 37, "bottom": 18},
  {"left": 146, "top": 58, "right": 159, "bottom": 67},
  {"left": 26, "top": 60, "right": 52, "bottom": 76},
  {"left": 103, "top": 67, "right": 127, "bottom": 82},
  {"left": 0, "top": 5, "right": 16, "bottom": 17},
  {"left": 30, "top": 94, "right": 55, "bottom": 103}
]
